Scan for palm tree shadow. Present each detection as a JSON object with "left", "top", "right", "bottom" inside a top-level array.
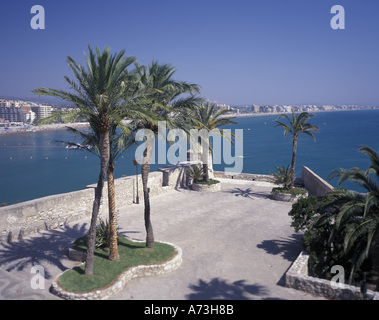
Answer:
[
  {"left": 186, "top": 278, "right": 270, "bottom": 300},
  {"left": 256, "top": 233, "right": 303, "bottom": 286},
  {"left": 256, "top": 233, "right": 303, "bottom": 262},
  {"left": 223, "top": 187, "right": 270, "bottom": 200},
  {"left": 0, "top": 223, "right": 88, "bottom": 280}
]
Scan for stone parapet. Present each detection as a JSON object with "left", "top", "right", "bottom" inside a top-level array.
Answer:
[
  {"left": 285, "top": 251, "right": 379, "bottom": 300},
  {"left": 0, "top": 164, "right": 194, "bottom": 243},
  {"left": 302, "top": 166, "right": 334, "bottom": 197},
  {"left": 213, "top": 171, "right": 275, "bottom": 183}
]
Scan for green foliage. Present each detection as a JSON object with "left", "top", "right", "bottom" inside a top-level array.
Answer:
[
  {"left": 95, "top": 218, "right": 111, "bottom": 248},
  {"left": 194, "top": 179, "right": 220, "bottom": 185},
  {"left": 288, "top": 146, "right": 379, "bottom": 284},
  {"left": 270, "top": 165, "right": 292, "bottom": 190},
  {"left": 73, "top": 218, "right": 112, "bottom": 249},
  {"left": 288, "top": 195, "right": 349, "bottom": 279},
  {"left": 288, "top": 196, "right": 319, "bottom": 232},
  {"left": 187, "top": 165, "right": 205, "bottom": 184},
  {"left": 274, "top": 112, "right": 320, "bottom": 188},
  {"left": 60, "top": 237, "right": 176, "bottom": 293}
]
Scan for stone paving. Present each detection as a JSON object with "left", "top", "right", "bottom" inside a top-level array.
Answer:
[{"left": 0, "top": 178, "right": 324, "bottom": 300}]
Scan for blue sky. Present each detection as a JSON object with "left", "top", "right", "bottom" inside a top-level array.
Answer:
[{"left": 0, "top": 0, "right": 378, "bottom": 106}]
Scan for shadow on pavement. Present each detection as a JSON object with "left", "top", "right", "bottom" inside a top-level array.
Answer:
[
  {"left": 186, "top": 278, "right": 269, "bottom": 300},
  {"left": 0, "top": 223, "right": 88, "bottom": 280},
  {"left": 223, "top": 187, "right": 271, "bottom": 200},
  {"left": 256, "top": 233, "right": 303, "bottom": 262}
]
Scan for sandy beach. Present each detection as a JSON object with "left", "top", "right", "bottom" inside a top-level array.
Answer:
[{"left": 0, "top": 122, "right": 90, "bottom": 135}]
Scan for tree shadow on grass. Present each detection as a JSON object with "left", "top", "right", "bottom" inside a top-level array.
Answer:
[
  {"left": 223, "top": 187, "right": 270, "bottom": 200},
  {"left": 186, "top": 278, "right": 271, "bottom": 300},
  {"left": 0, "top": 223, "right": 88, "bottom": 280}
]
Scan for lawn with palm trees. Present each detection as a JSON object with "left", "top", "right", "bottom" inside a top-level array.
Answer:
[
  {"left": 34, "top": 44, "right": 379, "bottom": 299},
  {"left": 33, "top": 45, "right": 234, "bottom": 282}
]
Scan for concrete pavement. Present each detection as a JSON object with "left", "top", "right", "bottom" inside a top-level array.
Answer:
[{"left": 0, "top": 178, "right": 323, "bottom": 300}]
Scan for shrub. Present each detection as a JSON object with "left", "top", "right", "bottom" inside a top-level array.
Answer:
[
  {"left": 73, "top": 218, "right": 112, "bottom": 249},
  {"left": 194, "top": 179, "right": 220, "bottom": 185},
  {"left": 187, "top": 165, "right": 204, "bottom": 184},
  {"left": 288, "top": 195, "right": 349, "bottom": 279},
  {"left": 288, "top": 195, "right": 319, "bottom": 232},
  {"left": 270, "top": 165, "right": 292, "bottom": 190},
  {"left": 95, "top": 218, "right": 111, "bottom": 248}
]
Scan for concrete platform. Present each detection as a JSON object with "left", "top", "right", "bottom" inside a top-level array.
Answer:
[{"left": 0, "top": 178, "right": 324, "bottom": 300}]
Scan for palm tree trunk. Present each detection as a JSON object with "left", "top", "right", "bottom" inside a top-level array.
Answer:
[
  {"left": 107, "top": 162, "right": 119, "bottom": 261},
  {"left": 203, "top": 163, "right": 209, "bottom": 182},
  {"left": 142, "top": 139, "right": 154, "bottom": 248},
  {"left": 290, "top": 137, "right": 297, "bottom": 188},
  {"left": 85, "top": 130, "right": 110, "bottom": 275}
]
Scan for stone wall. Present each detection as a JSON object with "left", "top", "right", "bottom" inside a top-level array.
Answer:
[
  {"left": 213, "top": 171, "right": 275, "bottom": 183},
  {"left": 302, "top": 166, "right": 334, "bottom": 197},
  {"left": 285, "top": 251, "right": 379, "bottom": 300},
  {"left": 0, "top": 163, "right": 195, "bottom": 243}
]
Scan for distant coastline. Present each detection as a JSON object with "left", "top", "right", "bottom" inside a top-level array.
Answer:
[
  {"left": 220, "top": 107, "right": 379, "bottom": 119},
  {"left": 1, "top": 107, "right": 378, "bottom": 135}
]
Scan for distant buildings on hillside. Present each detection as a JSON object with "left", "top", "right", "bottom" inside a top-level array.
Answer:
[
  {"left": 215, "top": 103, "right": 379, "bottom": 115},
  {"left": 1, "top": 97, "right": 378, "bottom": 127},
  {"left": 0, "top": 99, "right": 55, "bottom": 126}
]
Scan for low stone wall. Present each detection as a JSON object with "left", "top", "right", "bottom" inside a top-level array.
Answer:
[
  {"left": 51, "top": 240, "right": 183, "bottom": 300},
  {"left": 0, "top": 163, "right": 194, "bottom": 243},
  {"left": 285, "top": 251, "right": 379, "bottom": 300},
  {"left": 302, "top": 166, "right": 334, "bottom": 197},
  {"left": 271, "top": 190, "right": 308, "bottom": 203},
  {"left": 190, "top": 181, "right": 221, "bottom": 192},
  {"left": 213, "top": 171, "right": 275, "bottom": 183}
]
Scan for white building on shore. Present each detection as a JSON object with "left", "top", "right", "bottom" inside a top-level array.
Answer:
[{"left": 0, "top": 99, "right": 51, "bottom": 124}]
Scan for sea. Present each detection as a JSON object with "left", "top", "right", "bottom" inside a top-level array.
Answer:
[{"left": 1, "top": 109, "right": 379, "bottom": 206}]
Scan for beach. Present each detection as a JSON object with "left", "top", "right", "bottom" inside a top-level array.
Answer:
[{"left": 0, "top": 122, "right": 90, "bottom": 135}]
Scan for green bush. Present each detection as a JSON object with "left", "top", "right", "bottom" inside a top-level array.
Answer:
[
  {"left": 187, "top": 165, "right": 205, "bottom": 183},
  {"left": 270, "top": 165, "right": 292, "bottom": 190},
  {"left": 288, "top": 195, "right": 351, "bottom": 279},
  {"left": 73, "top": 218, "right": 111, "bottom": 249},
  {"left": 288, "top": 195, "right": 319, "bottom": 232},
  {"left": 194, "top": 179, "right": 220, "bottom": 185}
]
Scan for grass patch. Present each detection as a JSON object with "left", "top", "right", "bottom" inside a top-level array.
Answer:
[
  {"left": 59, "top": 236, "right": 176, "bottom": 293},
  {"left": 272, "top": 187, "right": 307, "bottom": 196},
  {"left": 194, "top": 179, "right": 220, "bottom": 185}
]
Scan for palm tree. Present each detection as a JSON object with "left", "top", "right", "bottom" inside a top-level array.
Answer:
[
  {"left": 274, "top": 112, "right": 320, "bottom": 188},
  {"left": 269, "top": 165, "right": 292, "bottom": 190},
  {"left": 323, "top": 146, "right": 379, "bottom": 283},
  {"left": 33, "top": 45, "right": 152, "bottom": 275},
  {"left": 189, "top": 102, "right": 237, "bottom": 182},
  {"left": 61, "top": 123, "right": 135, "bottom": 261},
  {"left": 133, "top": 60, "right": 201, "bottom": 248}
]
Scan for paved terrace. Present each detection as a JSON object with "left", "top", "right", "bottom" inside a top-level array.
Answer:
[{"left": 0, "top": 178, "right": 324, "bottom": 300}]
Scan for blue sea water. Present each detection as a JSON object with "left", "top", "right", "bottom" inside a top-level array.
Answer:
[
  {"left": 213, "top": 109, "right": 379, "bottom": 193},
  {"left": 1, "top": 109, "right": 379, "bottom": 205}
]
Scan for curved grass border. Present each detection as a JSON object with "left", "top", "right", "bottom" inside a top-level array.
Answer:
[{"left": 50, "top": 240, "right": 182, "bottom": 300}]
